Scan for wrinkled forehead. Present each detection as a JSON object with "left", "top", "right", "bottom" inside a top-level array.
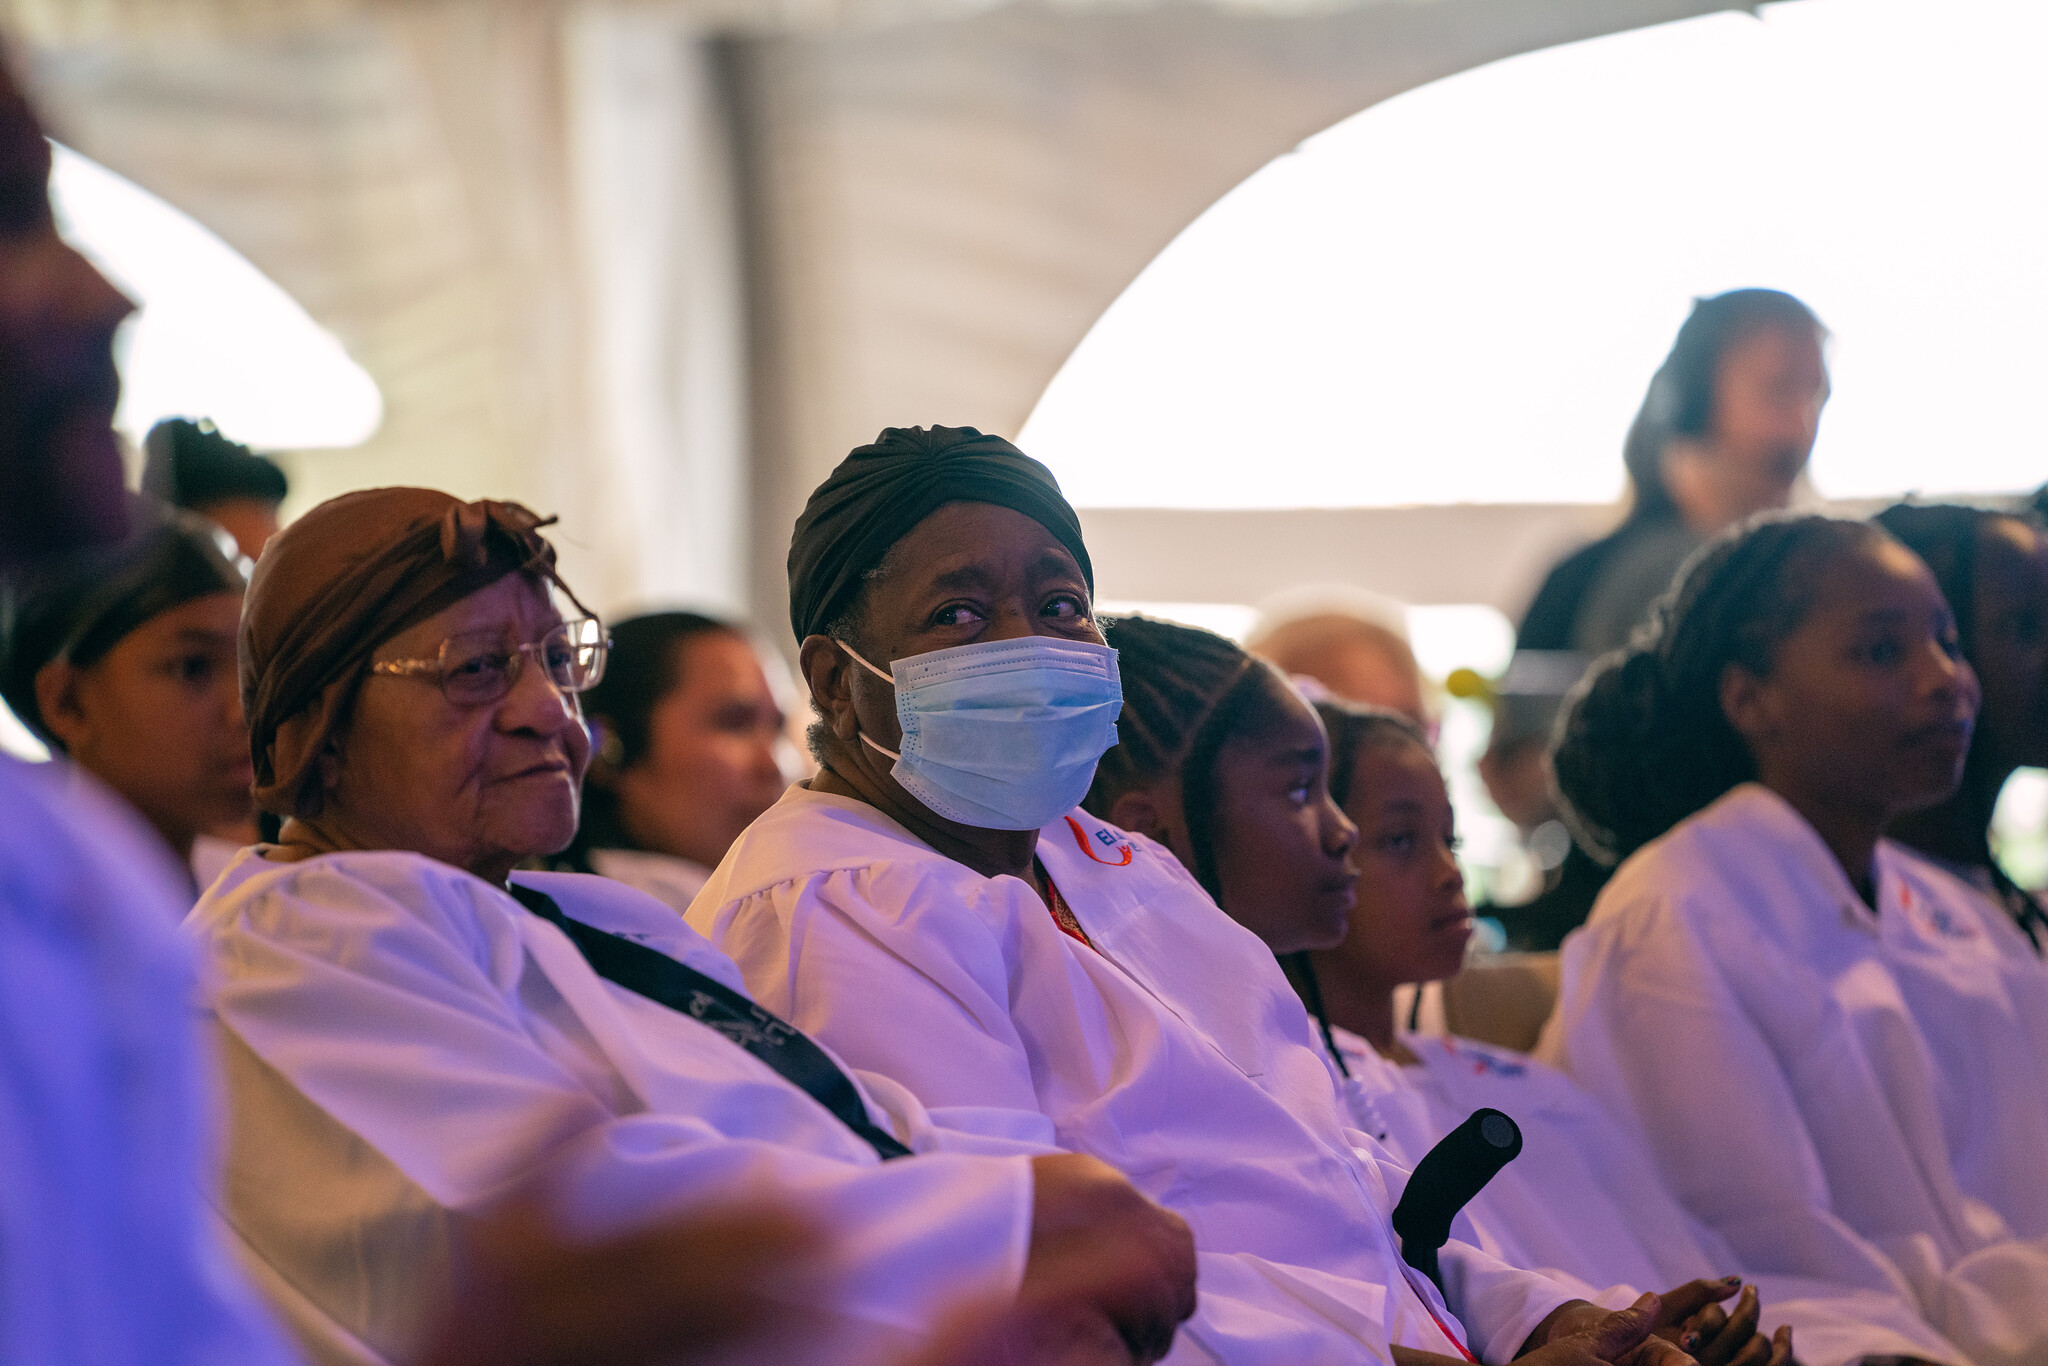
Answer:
[{"left": 378, "top": 570, "right": 568, "bottom": 657}]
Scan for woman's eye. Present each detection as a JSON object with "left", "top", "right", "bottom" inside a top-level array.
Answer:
[
  {"left": 1376, "top": 832, "right": 1416, "bottom": 855},
  {"left": 932, "top": 603, "right": 987, "bottom": 628},
  {"left": 451, "top": 652, "right": 510, "bottom": 679},
  {"left": 1042, "top": 595, "right": 1088, "bottom": 621},
  {"left": 1854, "top": 636, "right": 1904, "bottom": 666},
  {"left": 172, "top": 654, "right": 213, "bottom": 683},
  {"left": 1287, "top": 784, "right": 1312, "bottom": 805},
  {"left": 1446, "top": 832, "right": 1464, "bottom": 853}
]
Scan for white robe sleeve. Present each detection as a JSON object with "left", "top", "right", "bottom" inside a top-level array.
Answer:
[{"left": 193, "top": 856, "right": 1031, "bottom": 1364}]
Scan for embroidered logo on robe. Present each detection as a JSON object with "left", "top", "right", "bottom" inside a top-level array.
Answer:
[
  {"left": 1066, "top": 815, "right": 1133, "bottom": 866},
  {"left": 1444, "top": 1039, "right": 1526, "bottom": 1078},
  {"left": 686, "top": 991, "right": 797, "bottom": 1048},
  {"left": 1899, "top": 882, "right": 1979, "bottom": 942}
]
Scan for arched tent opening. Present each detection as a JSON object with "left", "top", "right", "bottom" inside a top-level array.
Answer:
[
  {"left": 0, "top": 145, "right": 383, "bottom": 762},
  {"left": 49, "top": 142, "right": 382, "bottom": 454},
  {"left": 1020, "top": 0, "right": 2048, "bottom": 899}
]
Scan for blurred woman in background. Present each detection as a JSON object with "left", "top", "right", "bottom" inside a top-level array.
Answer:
[
  {"left": 1546, "top": 513, "right": 2048, "bottom": 1366},
  {"left": 556, "top": 611, "right": 789, "bottom": 913},
  {"left": 1485, "top": 289, "right": 1831, "bottom": 951},
  {"left": 1875, "top": 502, "right": 2048, "bottom": 959}
]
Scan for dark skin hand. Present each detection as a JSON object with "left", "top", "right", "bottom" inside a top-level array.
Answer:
[
  {"left": 1395, "top": 1282, "right": 1794, "bottom": 1366},
  {"left": 800, "top": 500, "right": 1107, "bottom": 884}
]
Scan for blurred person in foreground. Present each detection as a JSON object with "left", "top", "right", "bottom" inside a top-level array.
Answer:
[
  {"left": 1483, "top": 289, "right": 1830, "bottom": 950},
  {"left": 1248, "top": 607, "right": 1433, "bottom": 731},
  {"left": 143, "top": 415, "right": 288, "bottom": 559},
  {"left": 553, "top": 610, "right": 789, "bottom": 914},
  {"left": 0, "top": 497, "right": 250, "bottom": 894},
  {"left": 190, "top": 485, "right": 1195, "bottom": 1366},
  {"left": 0, "top": 53, "right": 1182, "bottom": 1366}
]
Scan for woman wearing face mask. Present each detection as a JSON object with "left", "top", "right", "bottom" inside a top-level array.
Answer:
[
  {"left": 692, "top": 426, "right": 1728, "bottom": 1366},
  {"left": 555, "top": 611, "right": 790, "bottom": 915},
  {"left": 0, "top": 497, "right": 253, "bottom": 895},
  {"left": 1295, "top": 701, "right": 1958, "bottom": 1366},
  {"left": 1873, "top": 503, "right": 2048, "bottom": 961},
  {"left": 1544, "top": 514, "right": 2048, "bottom": 1366}
]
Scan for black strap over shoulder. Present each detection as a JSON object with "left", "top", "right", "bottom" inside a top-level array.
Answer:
[{"left": 507, "top": 882, "right": 911, "bottom": 1161}]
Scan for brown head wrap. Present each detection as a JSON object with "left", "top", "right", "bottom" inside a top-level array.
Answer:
[{"left": 241, "top": 487, "right": 588, "bottom": 818}]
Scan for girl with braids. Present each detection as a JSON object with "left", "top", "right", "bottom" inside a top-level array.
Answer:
[
  {"left": 1542, "top": 514, "right": 2048, "bottom": 1366},
  {"left": 1302, "top": 699, "right": 1957, "bottom": 1366},
  {"left": 1874, "top": 503, "right": 2048, "bottom": 960},
  {"left": 1084, "top": 617, "right": 1797, "bottom": 1366}
]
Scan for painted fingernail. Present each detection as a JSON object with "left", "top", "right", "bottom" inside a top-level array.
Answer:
[
  {"left": 1681, "top": 1332, "right": 1701, "bottom": 1350},
  {"left": 1722, "top": 1274, "right": 1743, "bottom": 1285}
]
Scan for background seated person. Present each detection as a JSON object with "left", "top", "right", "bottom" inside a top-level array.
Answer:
[
  {"left": 691, "top": 424, "right": 1703, "bottom": 1366},
  {"left": 1545, "top": 515, "right": 2048, "bottom": 1366},
  {"left": 1248, "top": 604, "right": 1433, "bottom": 731},
  {"left": 0, "top": 497, "right": 252, "bottom": 895},
  {"left": 189, "top": 486, "right": 1195, "bottom": 1366},
  {"left": 1303, "top": 699, "right": 1960, "bottom": 1366},
  {"left": 1875, "top": 502, "right": 2048, "bottom": 960},
  {"left": 142, "top": 415, "right": 289, "bottom": 561},
  {"left": 553, "top": 610, "right": 790, "bottom": 914}
]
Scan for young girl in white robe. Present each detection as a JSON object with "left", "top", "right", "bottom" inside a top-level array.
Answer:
[
  {"left": 1296, "top": 700, "right": 1963, "bottom": 1366},
  {"left": 1086, "top": 621, "right": 1820, "bottom": 1366},
  {"left": 1542, "top": 513, "right": 2048, "bottom": 1366}
]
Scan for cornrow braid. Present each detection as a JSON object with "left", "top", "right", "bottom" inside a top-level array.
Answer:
[
  {"left": 1553, "top": 513, "right": 1887, "bottom": 866},
  {"left": 1086, "top": 615, "right": 1289, "bottom": 901}
]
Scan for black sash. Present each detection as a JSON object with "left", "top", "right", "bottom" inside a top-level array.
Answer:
[{"left": 507, "top": 882, "right": 911, "bottom": 1161}]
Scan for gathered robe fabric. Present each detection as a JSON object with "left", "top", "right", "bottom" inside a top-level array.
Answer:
[
  {"left": 187, "top": 848, "right": 1036, "bottom": 1366},
  {"left": 0, "top": 756, "right": 298, "bottom": 1366},
  {"left": 688, "top": 784, "right": 1578, "bottom": 1366},
  {"left": 1540, "top": 782, "right": 2048, "bottom": 1366},
  {"left": 1329, "top": 1025, "right": 1965, "bottom": 1366}
]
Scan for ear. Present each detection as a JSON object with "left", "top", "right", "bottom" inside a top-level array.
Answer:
[
  {"left": 32, "top": 659, "right": 90, "bottom": 755},
  {"left": 1107, "top": 786, "right": 1172, "bottom": 847},
  {"left": 1718, "top": 660, "right": 1775, "bottom": 747},
  {"left": 798, "top": 634, "right": 858, "bottom": 743}
]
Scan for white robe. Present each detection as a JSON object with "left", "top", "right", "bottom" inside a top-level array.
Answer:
[
  {"left": 1329, "top": 1026, "right": 1966, "bottom": 1366},
  {"left": 586, "top": 845, "right": 711, "bottom": 917},
  {"left": 688, "top": 784, "right": 1578, "bottom": 1366},
  {"left": 0, "top": 755, "right": 297, "bottom": 1366},
  {"left": 1540, "top": 782, "right": 2048, "bottom": 1366},
  {"left": 187, "top": 847, "right": 1037, "bottom": 1366}
]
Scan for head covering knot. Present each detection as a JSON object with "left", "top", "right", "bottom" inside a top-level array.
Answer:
[
  {"left": 241, "top": 487, "right": 585, "bottom": 820},
  {"left": 786, "top": 425, "right": 1092, "bottom": 643}
]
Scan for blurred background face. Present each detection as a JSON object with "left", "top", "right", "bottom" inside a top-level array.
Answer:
[
  {"left": 331, "top": 573, "right": 592, "bottom": 877},
  {"left": 0, "top": 78, "right": 133, "bottom": 562},
  {"left": 37, "top": 590, "right": 250, "bottom": 852},
  {"left": 608, "top": 630, "right": 787, "bottom": 869},
  {"left": 1968, "top": 516, "right": 2048, "bottom": 772},
  {"left": 1326, "top": 736, "right": 1472, "bottom": 990},
  {"left": 1668, "top": 322, "right": 1829, "bottom": 531}
]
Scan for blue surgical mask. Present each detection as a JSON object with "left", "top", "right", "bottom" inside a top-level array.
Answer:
[{"left": 838, "top": 635, "right": 1123, "bottom": 831}]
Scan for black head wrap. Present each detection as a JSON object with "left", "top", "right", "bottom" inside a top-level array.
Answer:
[
  {"left": 1, "top": 495, "right": 246, "bottom": 747},
  {"left": 143, "top": 417, "right": 288, "bottom": 508},
  {"left": 786, "top": 425, "right": 1093, "bottom": 643}
]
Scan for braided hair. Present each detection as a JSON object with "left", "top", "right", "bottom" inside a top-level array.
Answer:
[
  {"left": 1874, "top": 503, "right": 2048, "bottom": 953},
  {"left": 1553, "top": 513, "right": 1887, "bottom": 866},
  {"left": 1084, "top": 615, "right": 1293, "bottom": 902}
]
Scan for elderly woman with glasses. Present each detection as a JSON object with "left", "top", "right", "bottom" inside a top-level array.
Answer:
[{"left": 188, "top": 488, "right": 1195, "bottom": 1366}]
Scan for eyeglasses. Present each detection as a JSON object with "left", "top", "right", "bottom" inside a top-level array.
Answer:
[{"left": 371, "top": 617, "right": 610, "bottom": 706}]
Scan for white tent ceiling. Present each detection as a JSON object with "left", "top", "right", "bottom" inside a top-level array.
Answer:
[{"left": 4, "top": 0, "right": 1741, "bottom": 628}]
